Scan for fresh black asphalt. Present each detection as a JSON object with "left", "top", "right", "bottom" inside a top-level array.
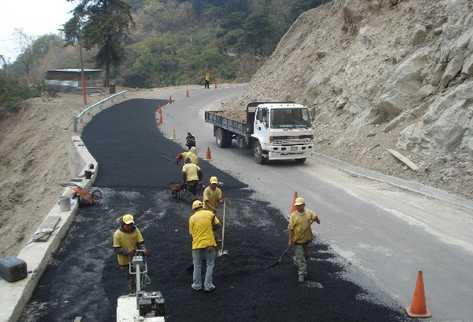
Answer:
[{"left": 20, "top": 99, "right": 409, "bottom": 321}]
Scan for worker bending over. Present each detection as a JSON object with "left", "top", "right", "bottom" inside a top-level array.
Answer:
[
  {"left": 177, "top": 146, "right": 199, "bottom": 165},
  {"left": 288, "top": 197, "right": 320, "bottom": 283},
  {"left": 189, "top": 200, "right": 220, "bottom": 292},
  {"left": 113, "top": 214, "right": 150, "bottom": 293},
  {"left": 186, "top": 132, "right": 196, "bottom": 150},
  {"left": 182, "top": 157, "right": 202, "bottom": 195},
  {"left": 203, "top": 176, "right": 224, "bottom": 215}
]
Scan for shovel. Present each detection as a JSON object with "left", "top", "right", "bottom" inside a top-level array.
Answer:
[{"left": 218, "top": 200, "right": 229, "bottom": 257}]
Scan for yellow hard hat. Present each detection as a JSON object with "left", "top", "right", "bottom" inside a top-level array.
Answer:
[
  {"left": 210, "top": 176, "right": 218, "bottom": 184},
  {"left": 294, "top": 197, "right": 305, "bottom": 206},
  {"left": 122, "top": 214, "right": 135, "bottom": 225},
  {"left": 192, "top": 200, "right": 203, "bottom": 210}
]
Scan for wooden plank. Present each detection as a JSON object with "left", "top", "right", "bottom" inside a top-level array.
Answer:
[{"left": 386, "top": 149, "right": 419, "bottom": 171}]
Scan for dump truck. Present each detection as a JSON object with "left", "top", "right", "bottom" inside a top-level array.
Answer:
[{"left": 204, "top": 102, "right": 314, "bottom": 164}]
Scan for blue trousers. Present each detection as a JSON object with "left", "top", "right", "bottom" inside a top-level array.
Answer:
[{"left": 192, "top": 247, "right": 216, "bottom": 291}]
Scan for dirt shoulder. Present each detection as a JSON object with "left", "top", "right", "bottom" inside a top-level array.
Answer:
[{"left": 0, "top": 93, "right": 107, "bottom": 256}]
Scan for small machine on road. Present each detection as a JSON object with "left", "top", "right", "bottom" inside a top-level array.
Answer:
[
  {"left": 205, "top": 102, "right": 314, "bottom": 164},
  {"left": 116, "top": 249, "right": 166, "bottom": 322}
]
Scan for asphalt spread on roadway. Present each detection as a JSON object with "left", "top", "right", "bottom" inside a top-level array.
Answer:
[{"left": 20, "top": 99, "right": 409, "bottom": 322}]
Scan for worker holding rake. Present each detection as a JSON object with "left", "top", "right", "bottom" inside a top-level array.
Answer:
[{"left": 288, "top": 197, "right": 320, "bottom": 283}]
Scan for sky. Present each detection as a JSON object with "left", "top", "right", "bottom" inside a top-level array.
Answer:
[{"left": 0, "top": 0, "right": 75, "bottom": 62}]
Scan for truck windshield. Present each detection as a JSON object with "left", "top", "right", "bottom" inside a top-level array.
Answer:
[{"left": 270, "top": 108, "right": 311, "bottom": 129}]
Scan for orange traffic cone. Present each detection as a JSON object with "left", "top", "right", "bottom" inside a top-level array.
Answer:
[
  {"left": 406, "top": 271, "right": 431, "bottom": 318},
  {"left": 206, "top": 147, "right": 212, "bottom": 160},
  {"left": 289, "top": 191, "right": 298, "bottom": 214}
]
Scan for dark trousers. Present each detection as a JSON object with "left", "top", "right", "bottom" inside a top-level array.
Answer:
[
  {"left": 186, "top": 180, "right": 198, "bottom": 195},
  {"left": 120, "top": 265, "right": 135, "bottom": 293},
  {"left": 204, "top": 80, "right": 210, "bottom": 89}
]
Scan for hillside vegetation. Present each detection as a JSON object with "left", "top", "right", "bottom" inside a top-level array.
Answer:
[{"left": 2, "top": 0, "right": 325, "bottom": 97}]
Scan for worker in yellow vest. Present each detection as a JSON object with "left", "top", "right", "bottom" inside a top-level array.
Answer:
[
  {"left": 176, "top": 146, "right": 199, "bottom": 165},
  {"left": 189, "top": 200, "right": 220, "bottom": 292},
  {"left": 182, "top": 158, "right": 202, "bottom": 195},
  {"left": 203, "top": 176, "right": 224, "bottom": 215},
  {"left": 113, "top": 214, "right": 150, "bottom": 293},
  {"left": 288, "top": 197, "right": 320, "bottom": 283}
]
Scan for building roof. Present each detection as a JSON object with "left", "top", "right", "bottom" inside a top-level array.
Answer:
[{"left": 47, "top": 69, "right": 102, "bottom": 73}]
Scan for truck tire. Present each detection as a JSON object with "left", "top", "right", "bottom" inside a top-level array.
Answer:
[
  {"left": 216, "top": 128, "right": 232, "bottom": 148},
  {"left": 254, "top": 141, "right": 266, "bottom": 164}
]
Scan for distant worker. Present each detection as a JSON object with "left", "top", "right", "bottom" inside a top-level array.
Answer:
[
  {"left": 182, "top": 157, "right": 202, "bottom": 195},
  {"left": 203, "top": 176, "right": 224, "bottom": 215},
  {"left": 204, "top": 72, "right": 210, "bottom": 89},
  {"left": 113, "top": 214, "right": 150, "bottom": 293},
  {"left": 189, "top": 200, "right": 220, "bottom": 292},
  {"left": 288, "top": 197, "right": 320, "bottom": 283},
  {"left": 177, "top": 146, "right": 199, "bottom": 165},
  {"left": 186, "top": 132, "right": 196, "bottom": 150}
]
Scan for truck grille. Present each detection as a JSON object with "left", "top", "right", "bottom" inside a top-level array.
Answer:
[{"left": 272, "top": 135, "right": 313, "bottom": 145}]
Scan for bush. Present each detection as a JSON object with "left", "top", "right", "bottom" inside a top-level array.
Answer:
[{"left": 0, "top": 73, "right": 41, "bottom": 113}]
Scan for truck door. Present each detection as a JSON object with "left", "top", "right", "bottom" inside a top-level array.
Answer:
[{"left": 254, "top": 107, "right": 269, "bottom": 145}]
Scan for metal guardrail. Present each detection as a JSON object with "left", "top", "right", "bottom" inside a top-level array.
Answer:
[{"left": 73, "top": 90, "right": 128, "bottom": 133}]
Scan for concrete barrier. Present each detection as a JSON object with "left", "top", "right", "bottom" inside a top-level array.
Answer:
[{"left": 0, "top": 136, "right": 98, "bottom": 322}]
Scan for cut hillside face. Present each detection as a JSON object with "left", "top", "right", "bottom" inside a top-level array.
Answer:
[
  {"left": 241, "top": 0, "right": 473, "bottom": 198},
  {"left": 0, "top": 94, "right": 105, "bottom": 256}
]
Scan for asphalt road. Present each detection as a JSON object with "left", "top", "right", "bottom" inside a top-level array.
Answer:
[
  {"left": 158, "top": 85, "right": 473, "bottom": 321},
  {"left": 20, "top": 97, "right": 408, "bottom": 322}
]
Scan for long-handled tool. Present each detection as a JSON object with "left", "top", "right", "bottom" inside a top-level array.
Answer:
[
  {"left": 265, "top": 246, "right": 291, "bottom": 270},
  {"left": 218, "top": 200, "right": 229, "bottom": 257}
]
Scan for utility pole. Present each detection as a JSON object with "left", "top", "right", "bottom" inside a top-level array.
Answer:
[{"left": 79, "top": 41, "right": 87, "bottom": 106}]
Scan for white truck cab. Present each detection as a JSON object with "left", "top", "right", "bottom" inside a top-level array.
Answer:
[{"left": 251, "top": 103, "right": 313, "bottom": 163}]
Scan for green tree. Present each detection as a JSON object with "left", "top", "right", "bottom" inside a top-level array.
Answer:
[{"left": 65, "top": 0, "right": 134, "bottom": 87}]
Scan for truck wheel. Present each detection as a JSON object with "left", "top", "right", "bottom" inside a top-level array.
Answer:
[
  {"left": 216, "top": 128, "right": 232, "bottom": 148},
  {"left": 216, "top": 128, "right": 227, "bottom": 148},
  {"left": 254, "top": 141, "right": 266, "bottom": 164},
  {"left": 295, "top": 158, "right": 306, "bottom": 164}
]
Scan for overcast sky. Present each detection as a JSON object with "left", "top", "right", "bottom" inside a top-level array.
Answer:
[{"left": 0, "top": 0, "right": 75, "bottom": 62}]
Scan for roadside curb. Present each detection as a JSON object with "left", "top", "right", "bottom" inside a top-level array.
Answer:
[{"left": 313, "top": 152, "right": 473, "bottom": 212}]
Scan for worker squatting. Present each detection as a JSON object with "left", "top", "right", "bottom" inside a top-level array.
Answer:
[{"left": 113, "top": 141, "right": 321, "bottom": 294}]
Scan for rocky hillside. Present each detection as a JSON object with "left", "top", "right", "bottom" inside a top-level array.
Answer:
[{"left": 245, "top": 0, "right": 473, "bottom": 198}]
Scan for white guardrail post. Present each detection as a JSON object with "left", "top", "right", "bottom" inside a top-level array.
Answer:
[{"left": 73, "top": 90, "right": 128, "bottom": 134}]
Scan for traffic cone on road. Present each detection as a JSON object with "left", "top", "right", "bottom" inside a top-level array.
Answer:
[
  {"left": 406, "top": 271, "right": 431, "bottom": 318},
  {"left": 206, "top": 147, "right": 212, "bottom": 160},
  {"left": 289, "top": 192, "right": 298, "bottom": 214}
]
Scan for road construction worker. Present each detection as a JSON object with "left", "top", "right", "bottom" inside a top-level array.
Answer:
[
  {"left": 203, "top": 176, "right": 224, "bottom": 215},
  {"left": 288, "top": 197, "right": 320, "bottom": 283},
  {"left": 113, "top": 214, "right": 150, "bottom": 293},
  {"left": 189, "top": 199, "right": 220, "bottom": 292},
  {"left": 186, "top": 132, "right": 196, "bottom": 150},
  {"left": 177, "top": 146, "right": 199, "bottom": 165},
  {"left": 204, "top": 72, "right": 210, "bottom": 89},
  {"left": 182, "top": 157, "right": 202, "bottom": 195}
]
